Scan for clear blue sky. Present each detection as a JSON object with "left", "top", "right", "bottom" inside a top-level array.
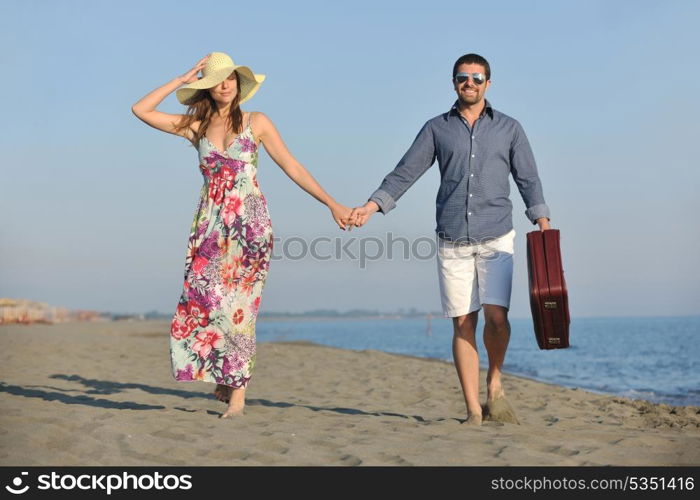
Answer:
[{"left": 1, "top": 0, "right": 698, "bottom": 317}]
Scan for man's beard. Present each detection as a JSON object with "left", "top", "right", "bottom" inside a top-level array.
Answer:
[{"left": 459, "top": 93, "right": 481, "bottom": 105}]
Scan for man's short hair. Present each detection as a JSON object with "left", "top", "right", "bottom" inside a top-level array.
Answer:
[{"left": 452, "top": 54, "right": 491, "bottom": 81}]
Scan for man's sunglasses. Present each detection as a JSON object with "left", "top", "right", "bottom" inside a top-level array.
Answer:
[{"left": 454, "top": 72, "right": 486, "bottom": 85}]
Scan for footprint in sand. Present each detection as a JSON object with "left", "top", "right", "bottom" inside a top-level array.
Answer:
[
  {"left": 376, "top": 453, "right": 412, "bottom": 465},
  {"left": 339, "top": 454, "right": 362, "bottom": 466},
  {"left": 546, "top": 445, "right": 581, "bottom": 457},
  {"left": 151, "top": 429, "right": 195, "bottom": 443}
]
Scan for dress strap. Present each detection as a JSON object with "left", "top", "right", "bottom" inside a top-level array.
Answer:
[{"left": 246, "top": 111, "right": 253, "bottom": 129}]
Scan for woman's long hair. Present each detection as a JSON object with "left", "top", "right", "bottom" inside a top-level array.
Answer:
[{"left": 173, "top": 71, "right": 243, "bottom": 148}]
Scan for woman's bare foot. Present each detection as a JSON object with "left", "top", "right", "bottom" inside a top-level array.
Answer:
[
  {"left": 220, "top": 387, "right": 245, "bottom": 419},
  {"left": 220, "top": 403, "right": 244, "bottom": 419}
]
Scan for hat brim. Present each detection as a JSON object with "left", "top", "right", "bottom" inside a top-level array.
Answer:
[
  {"left": 176, "top": 65, "right": 265, "bottom": 105},
  {"left": 235, "top": 66, "right": 265, "bottom": 105}
]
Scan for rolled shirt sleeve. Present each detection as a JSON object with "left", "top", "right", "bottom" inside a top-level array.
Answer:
[
  {"left": 369, "top": 121, "right": 436, "bottom": 214},
  {"left": 510, "top": 121, "right": 551, "bottom": 224}
]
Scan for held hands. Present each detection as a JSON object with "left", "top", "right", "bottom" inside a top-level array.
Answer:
[
  {"left": 348, "top": 201, "right": 379, "bottom": 228},
  {"left": 328, "top": 201, "right": 380, "bottom": 230},
  {"left": 329, "top": 202, "right": 355, "bottom": 231},
  {"left": 329, "top": 201, "right": 379, "bottom": 230}
]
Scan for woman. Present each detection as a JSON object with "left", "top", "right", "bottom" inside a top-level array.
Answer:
[{"left": 132, "top": 52, "right": 354, "bottom": 418}]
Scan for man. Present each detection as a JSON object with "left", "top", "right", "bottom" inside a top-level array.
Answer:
[{"left": 349, "top": 53, "right": 551, "bottom": 425}]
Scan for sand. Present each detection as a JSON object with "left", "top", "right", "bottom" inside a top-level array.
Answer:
[{"left": 1, "top": 320, "right": 698, "bottom": 466}]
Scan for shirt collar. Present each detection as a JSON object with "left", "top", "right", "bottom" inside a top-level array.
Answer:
[{"left": 450, "top": 99, "right": 494, "bottom": 119}]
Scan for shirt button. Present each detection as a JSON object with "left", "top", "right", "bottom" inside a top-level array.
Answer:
[
  {"left": 470, "top": 173, "right": 474, "bottom": 177},
  {"left": 471, "top": 135, "right": 475, "bottom": 139},
  {"left": 471, "top": 154, "right": 475, "bottom": 158},
  {"left": 469, "top": 193, "right": 473, "bottom": 197},
  {"left": 468, "top": 212, "right": 472, "bottom": 216}
]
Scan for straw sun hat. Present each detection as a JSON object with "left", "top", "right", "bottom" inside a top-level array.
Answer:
[{"left": 176, "top": 52, "right": 265, "bottom": 105}]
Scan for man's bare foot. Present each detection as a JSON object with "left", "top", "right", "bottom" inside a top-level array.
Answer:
[
  {"left": 484, "top": 375, "right": 519, "bottom": 424},
  {"left": 486, "top": 375, "right": 504, "bottom": 401},
  {"left": 463, "top": 413, "right": 483, "bottom": 426},
  {"left": 485, "top": 389, "right": 520, "bottom": 424}
]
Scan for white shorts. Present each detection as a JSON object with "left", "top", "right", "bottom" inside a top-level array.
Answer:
[{"left": 436, "top": 229, "right": 516, "bottom": 317}]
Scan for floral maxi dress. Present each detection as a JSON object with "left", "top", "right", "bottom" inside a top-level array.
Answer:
[{"left": 170, "top": 116, "right": 273, "bottom": 389}]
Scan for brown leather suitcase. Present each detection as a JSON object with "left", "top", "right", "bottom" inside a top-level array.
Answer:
[{"left": 526, "top": 229, "right": 570, "bottom": 349}]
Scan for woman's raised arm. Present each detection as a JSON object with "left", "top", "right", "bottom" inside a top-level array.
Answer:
[{"left": 131, "top": 54, "right": 210, "bottom": 138}]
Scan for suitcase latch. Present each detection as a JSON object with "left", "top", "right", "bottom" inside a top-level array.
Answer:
[
  {"left": 544, "top": 301, "right": 557, "bottom": 309},
  {"left": 548, "top": 338, "right": 561, "bottom": 344}
]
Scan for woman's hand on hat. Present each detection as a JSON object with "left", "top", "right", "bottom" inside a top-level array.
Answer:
[{"left": 179, "top": 54, "right": 211, "bottom": 85}]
